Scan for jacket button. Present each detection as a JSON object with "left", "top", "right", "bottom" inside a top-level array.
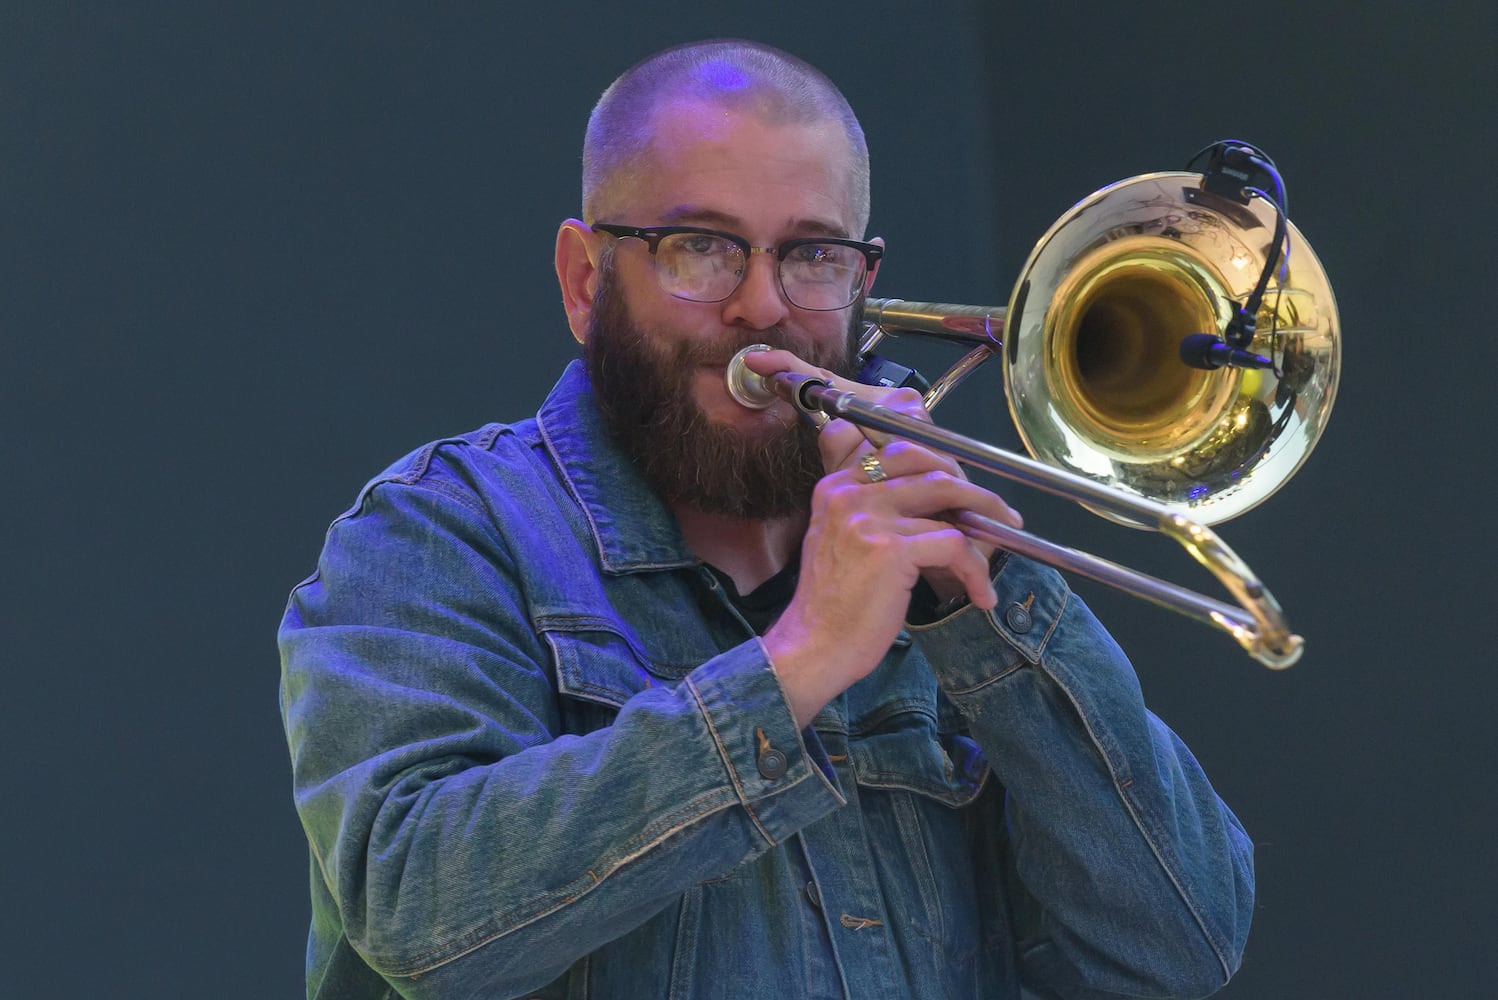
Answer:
[
  {"left": 805, "top": 880, "right": 822, "bottom": 910},
  {"left": 1004, "top": 602, "right": 1033, "bottom": 633},
  {"left": 757, "top": 746, "right": 788, "bottom": 780}
]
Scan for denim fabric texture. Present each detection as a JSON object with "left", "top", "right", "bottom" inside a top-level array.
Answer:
[{"left": 279, "top": 361, "right": 1254, "bottom": 1000}]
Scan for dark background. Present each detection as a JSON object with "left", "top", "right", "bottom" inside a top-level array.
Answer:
[{"left": 4, "top": 3, "right": 1493, "bottom": 997}]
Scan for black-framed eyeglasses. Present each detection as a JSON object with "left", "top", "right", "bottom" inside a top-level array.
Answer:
[{"left": 593, "top": 223, "right": 882, "bottom": 311}]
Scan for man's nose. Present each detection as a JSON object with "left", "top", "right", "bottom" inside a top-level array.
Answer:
[{"left": 720, "top": 251, "right": 790, "bottom": 330}]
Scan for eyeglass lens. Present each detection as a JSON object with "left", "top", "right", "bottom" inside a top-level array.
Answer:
[{"left": 654, "top": 233, "right": 864, "bottom": 310}]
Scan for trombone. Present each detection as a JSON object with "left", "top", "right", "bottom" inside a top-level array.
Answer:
[{"left": 728, "top": 145, "right": 1340, "bottom": 669}]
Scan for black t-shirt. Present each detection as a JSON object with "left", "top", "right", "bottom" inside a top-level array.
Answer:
[{"left": 704, "top": 560, "right": 798, "bottom": 636}]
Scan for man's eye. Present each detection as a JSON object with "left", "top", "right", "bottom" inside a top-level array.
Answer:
[
  {"left": 790, "top": 244, "right": 842, "bottom": 265},
  {"left": 678, "top": 235, "right": 725, "bottom": 255}
]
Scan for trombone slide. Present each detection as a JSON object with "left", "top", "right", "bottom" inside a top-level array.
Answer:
[{"left": 752, "top": 367, "right": 1303, "bottom": 669}]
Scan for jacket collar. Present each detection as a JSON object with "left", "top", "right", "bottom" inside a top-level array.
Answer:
[{"left": 536, "top": 361, "right": 699, "bottom": 575}]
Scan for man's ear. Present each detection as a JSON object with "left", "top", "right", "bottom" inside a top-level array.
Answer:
[{"left": 555, "top": 219, "right": 605, "bottom": 344}]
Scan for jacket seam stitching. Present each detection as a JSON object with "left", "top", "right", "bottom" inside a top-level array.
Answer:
[{"left": 1047, "top": 661, "right": 1234, "bottom": 983}]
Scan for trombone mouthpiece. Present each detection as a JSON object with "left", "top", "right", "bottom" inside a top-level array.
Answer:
[{"left": 726, "top": 344, "right": 777, "bottom": 408}]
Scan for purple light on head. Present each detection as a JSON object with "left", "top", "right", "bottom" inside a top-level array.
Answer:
[{"left": 698, "top": 60, "right": 751, "bottom": 93}]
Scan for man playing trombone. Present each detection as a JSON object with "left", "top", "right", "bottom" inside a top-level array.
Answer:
[{"left": 280, "top": 38, "right": 1254, "bottom": 1000}]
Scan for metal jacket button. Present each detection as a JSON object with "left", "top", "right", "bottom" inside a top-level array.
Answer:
[
  {"left": 754, "top": 727, "right": 788, "bottom": 780},
  {"left": 1004, "top": 602, "right": 1033, "bottom": 633},
  {"left": 757, "top": 746, "right": 788, "bottom": 780}
]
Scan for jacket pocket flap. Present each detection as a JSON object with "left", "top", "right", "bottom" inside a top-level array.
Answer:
[
  {"left": 850, "top": 720, "right": 988, "bottom": 807},
  {"left": 543, "top": 624, "right": 663, "bottom": 709}
]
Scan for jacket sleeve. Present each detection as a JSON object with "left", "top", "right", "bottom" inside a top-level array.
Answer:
[
  {"left": 278, "top": 476, "right": 844, "bottom": 998},
  {"left": 910, "top": 555, "right": 1254, "bottom": 1000}
]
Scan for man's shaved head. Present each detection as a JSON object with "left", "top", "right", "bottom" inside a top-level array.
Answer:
[{"left": 581, "top": 39, "right": 870, "bottom": 236}]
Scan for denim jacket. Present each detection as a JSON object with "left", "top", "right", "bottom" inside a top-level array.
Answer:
[{"left": 280, "top": 361, "right": 1253, "bottom": 1000}]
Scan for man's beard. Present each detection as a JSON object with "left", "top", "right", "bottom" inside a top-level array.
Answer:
[{"left": 584, "top": 261, "right": 861, "bottom": 519}]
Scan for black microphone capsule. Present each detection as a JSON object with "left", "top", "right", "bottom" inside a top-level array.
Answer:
[{"left": 1179, "top": 333, "right": 1273, "bottom": 371}]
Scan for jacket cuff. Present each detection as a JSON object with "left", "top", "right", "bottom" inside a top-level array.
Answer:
[
  {"left": 685, "top": 639, "right": 845, "bottom": 847},
  {"left": 907, "top": 555, "right": 1071, "bottom": 692}
]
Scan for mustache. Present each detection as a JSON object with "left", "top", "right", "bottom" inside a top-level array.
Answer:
[{"left": 671, "top": 326, "right": 849, "bottom": 372}]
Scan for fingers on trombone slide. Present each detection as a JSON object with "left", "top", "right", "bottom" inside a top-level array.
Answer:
[{"left": 847, "top": 440, "right": 1024, "bottom": 532}]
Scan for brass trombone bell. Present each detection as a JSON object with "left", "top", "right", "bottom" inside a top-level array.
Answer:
[{"left": 863, "top": 171, "right": 1339, "bottom": 529}]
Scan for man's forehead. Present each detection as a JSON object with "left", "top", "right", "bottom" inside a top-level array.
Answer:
[{"left": 626, "top": 99, "right": 856, "bottom": 223}]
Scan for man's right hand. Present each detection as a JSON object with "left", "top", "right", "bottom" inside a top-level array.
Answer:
[{"left": 748, "top": 350, "right": 1022, "bottom": 728}]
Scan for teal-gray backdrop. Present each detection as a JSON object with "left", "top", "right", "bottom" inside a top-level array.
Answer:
[{"left": 4, "top": 3, "right": 1492, "bottom": 996}]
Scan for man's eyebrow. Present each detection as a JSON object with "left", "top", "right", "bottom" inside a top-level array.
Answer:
[
  {"left": 658, "top": 205, "right": 742, "bottom": 229},
  {"left": 658, "top": 205, "right": 850, "bottom": 240}
]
